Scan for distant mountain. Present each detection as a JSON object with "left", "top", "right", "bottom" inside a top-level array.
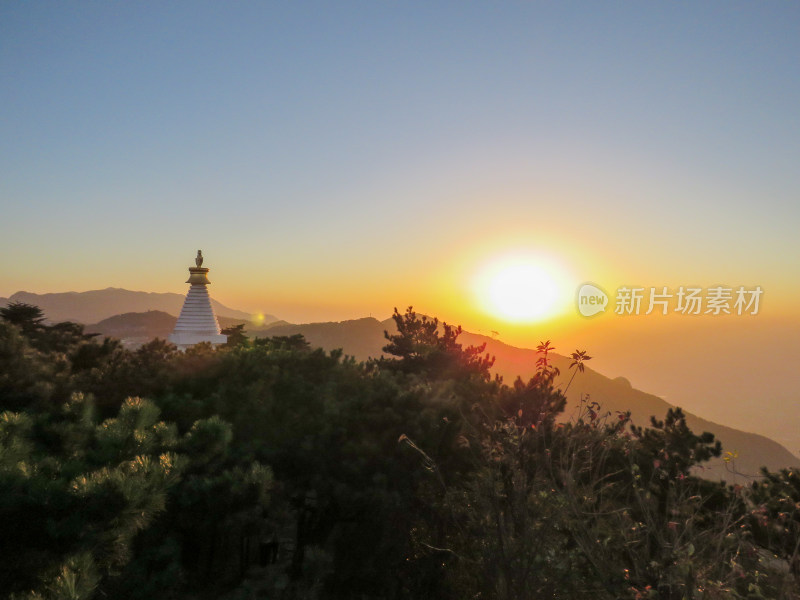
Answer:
[
  {"left": 457, "top": 330, "right": 800, "bottom": 481},
  {"left": 86, "top": 310, "right": 177, "bottom": 341},
  {"left": 259, "top": 319, "right": 295, "bottom": 329},
  {"left": 1, "top": 288, "right": 275, "bottom": 324},
  {"left": 254, "top": 317, "right": 389, "bottom": 359},
  {"left": 85, "top": 311, "right": 253, "bottom": 346}
]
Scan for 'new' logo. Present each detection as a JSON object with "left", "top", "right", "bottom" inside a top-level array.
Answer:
[{"left": 577, "top": 283, "right": 608, "bottom": 317}]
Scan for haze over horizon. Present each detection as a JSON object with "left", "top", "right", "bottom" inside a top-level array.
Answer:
[{"left": 2, "top": 5, "right": 799, "bottom": 454}]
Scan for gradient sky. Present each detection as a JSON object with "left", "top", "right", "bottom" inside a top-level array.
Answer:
[{"left": 1, "top": 3, "right": 799, "bottom": 449}]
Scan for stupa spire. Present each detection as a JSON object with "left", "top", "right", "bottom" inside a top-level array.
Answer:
[{"left": 169, "top": 250, "right": 227, "bottom": 349}]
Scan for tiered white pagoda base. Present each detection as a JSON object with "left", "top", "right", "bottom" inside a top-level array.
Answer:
[{"left": 168, "top": 252, "right": 227, "bottom": 349}]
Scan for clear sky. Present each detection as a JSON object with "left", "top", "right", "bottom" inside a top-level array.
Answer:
[{"left": 2, "top": 3, "right": 799, "bottom": 447}]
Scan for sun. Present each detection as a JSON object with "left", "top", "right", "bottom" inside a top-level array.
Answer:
[{"left": 474, "top": 257, "right": 565, "bottom": 322}]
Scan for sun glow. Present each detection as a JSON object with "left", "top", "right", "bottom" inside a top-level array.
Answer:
[{"left": 474, "top": 255, "right": 569, "bottom": 323}]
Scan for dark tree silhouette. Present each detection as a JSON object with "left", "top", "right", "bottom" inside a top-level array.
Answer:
[
  {"left": 221, "top": 323, "right": 248, "bottom": 348},
  {"left": 381, "top": 306, "right": 495, "bottom": 380},
  {"left": 0, "top": 301, "right": 45, "bottom": 332}
]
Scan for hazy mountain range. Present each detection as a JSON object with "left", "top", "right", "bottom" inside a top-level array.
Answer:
[{"left": 5, "top": 288, "right": 798, "bottom": 481}]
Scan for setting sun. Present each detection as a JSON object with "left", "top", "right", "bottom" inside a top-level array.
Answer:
[{"left": 474, "top": 257, "right": 567, "bottom": 323}]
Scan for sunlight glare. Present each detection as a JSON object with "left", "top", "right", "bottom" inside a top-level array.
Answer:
[{"left": 474, "top": 256, "right": 568, "bottom": 323}]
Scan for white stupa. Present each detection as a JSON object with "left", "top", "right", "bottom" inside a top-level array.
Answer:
[{"left": 169, "top": 250, "right": 227, "bottom": 349}]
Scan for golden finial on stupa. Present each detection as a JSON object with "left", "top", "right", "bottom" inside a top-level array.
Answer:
[{"left": 186, "top": 250, "right": 211, "bottom": 285}]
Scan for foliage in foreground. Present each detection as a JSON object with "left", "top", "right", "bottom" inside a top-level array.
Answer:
[{"left": 0, "top": 303, "right": 798, "bottom": 599}]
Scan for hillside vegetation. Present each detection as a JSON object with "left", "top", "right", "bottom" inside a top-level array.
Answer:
[
  {"left": 2, "top": 302, "right": 799, "bottom": 599},
  {"left": 234, "top": 317, "right": 800, "bottom": 480},
  {"left": 86, "top": 311, "right": 800, "bottom": 479}
]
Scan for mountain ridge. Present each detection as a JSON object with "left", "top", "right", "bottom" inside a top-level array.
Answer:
[{"left": 85, "top": 310, "right": 255, "bottom": 344}]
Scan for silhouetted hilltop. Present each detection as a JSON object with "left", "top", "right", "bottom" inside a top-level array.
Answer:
[
  {"left": 2, "top": 288, "right": 273, "bottom": 324},
  {"left": 86, "top": 310, "right": 177, "bottom": 340},
  {"left": 462, "top": 329, "right": 800, "bottom": 480},
  {"left": 86, "top": 311, "right": 254, "bottom": 344},
  {"left": 255, "top": 317, "right": 387, "bottom": 359}
]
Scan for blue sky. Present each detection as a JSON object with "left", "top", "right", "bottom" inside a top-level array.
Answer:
[{"left": 1, "top": 2, "right": 799, "bottom": 320}]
